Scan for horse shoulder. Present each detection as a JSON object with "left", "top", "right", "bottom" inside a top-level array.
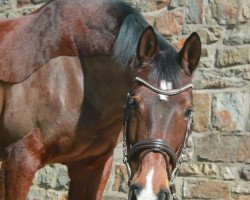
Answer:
[{"left": 2, "top": 56, "right": 84, "bottom": 147}]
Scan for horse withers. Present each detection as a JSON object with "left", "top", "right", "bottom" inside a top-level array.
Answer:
[{"left": 0, "top": 0, "right": 201, "bottom": 199}]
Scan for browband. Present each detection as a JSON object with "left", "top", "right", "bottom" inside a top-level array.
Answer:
[{"left": 134, "top": 77, "right": 193, "bottom": 96}]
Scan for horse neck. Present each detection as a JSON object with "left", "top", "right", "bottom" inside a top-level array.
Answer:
[
  {"left": 65, "top": 2, "right": 117, "bottom": 56},
  {"left": 82, "top": 55, "right": 133, "bottom": 115},
  {"left": 0, "top": 18, "right": 24, "bottom": 42},
  {"left": 0, "top": 19, "right": 13, "bottom": 33}
]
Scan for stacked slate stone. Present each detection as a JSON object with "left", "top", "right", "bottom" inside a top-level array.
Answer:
[{"left": 0, "top": 0, "right": 249, "bottom": 199}]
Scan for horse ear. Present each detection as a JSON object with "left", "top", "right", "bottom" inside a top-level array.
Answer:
[
  {"left": 137, "top": 26, "right": 158, "bottom": 64},
  {"left": 179, "top": 32, "right": 201, "bottom": 75}
]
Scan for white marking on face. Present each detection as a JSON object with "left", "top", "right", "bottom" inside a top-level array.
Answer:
[
  {"left": 159, "top": 80, "right": 172, "bottom": 101},
  {"left": 136, "top": 168, "right": 157, "bottom": 200}
]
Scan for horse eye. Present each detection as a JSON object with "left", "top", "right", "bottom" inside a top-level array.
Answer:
[
  {"left": 129, "top": 98, "right": 139, "bottom": 110},
  {"left": 184, "top": 107, "right": 193, "bottom": 118}
]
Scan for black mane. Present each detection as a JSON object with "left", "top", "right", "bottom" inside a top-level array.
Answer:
[{"left": 112, "top": 1, "right": 181, "bottom": 86}]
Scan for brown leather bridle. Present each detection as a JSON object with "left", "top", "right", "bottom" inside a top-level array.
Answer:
[{"left": 123, "top": 77, "right": 193, "bottom": 200}]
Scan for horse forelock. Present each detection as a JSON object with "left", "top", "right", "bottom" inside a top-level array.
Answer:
[
  {"left": 151, "top": 36, "right": 181, "bottom": 87},
  {"left": 112, "top": 1, "right": 181, "bottom": 87}
]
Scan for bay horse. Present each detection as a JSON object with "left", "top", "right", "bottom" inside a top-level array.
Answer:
[{"left": 0, "top": 0, "right": 201, "bottom": 199}]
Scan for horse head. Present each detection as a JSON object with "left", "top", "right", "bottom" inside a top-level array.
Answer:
[{"left": 121, "top": 27, "right": 201, "bottom": 200}]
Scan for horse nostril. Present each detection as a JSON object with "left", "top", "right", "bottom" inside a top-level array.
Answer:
[
  {"left": 158, "top": 189, "right": 171, "bottom": 200},
  {"left": 128, "top": 184, "right": 141, "bottom": 200}
]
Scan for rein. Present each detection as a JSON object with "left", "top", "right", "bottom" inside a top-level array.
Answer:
[{"left": 123, "top": 77, "right": 193, "bottom": 200}]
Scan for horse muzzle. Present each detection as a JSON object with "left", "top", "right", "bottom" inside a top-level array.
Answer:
[{"left": 128, "top": 184, "right": 171, "bottom": 200}]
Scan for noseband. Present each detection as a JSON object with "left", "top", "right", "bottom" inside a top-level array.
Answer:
[{"left": 123, "top": 77, "right": 193, "bottom": 200}]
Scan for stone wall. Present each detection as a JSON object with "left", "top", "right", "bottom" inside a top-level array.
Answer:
[{"left": 0, "top": 0, "right": 250, "bottom": 199}]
